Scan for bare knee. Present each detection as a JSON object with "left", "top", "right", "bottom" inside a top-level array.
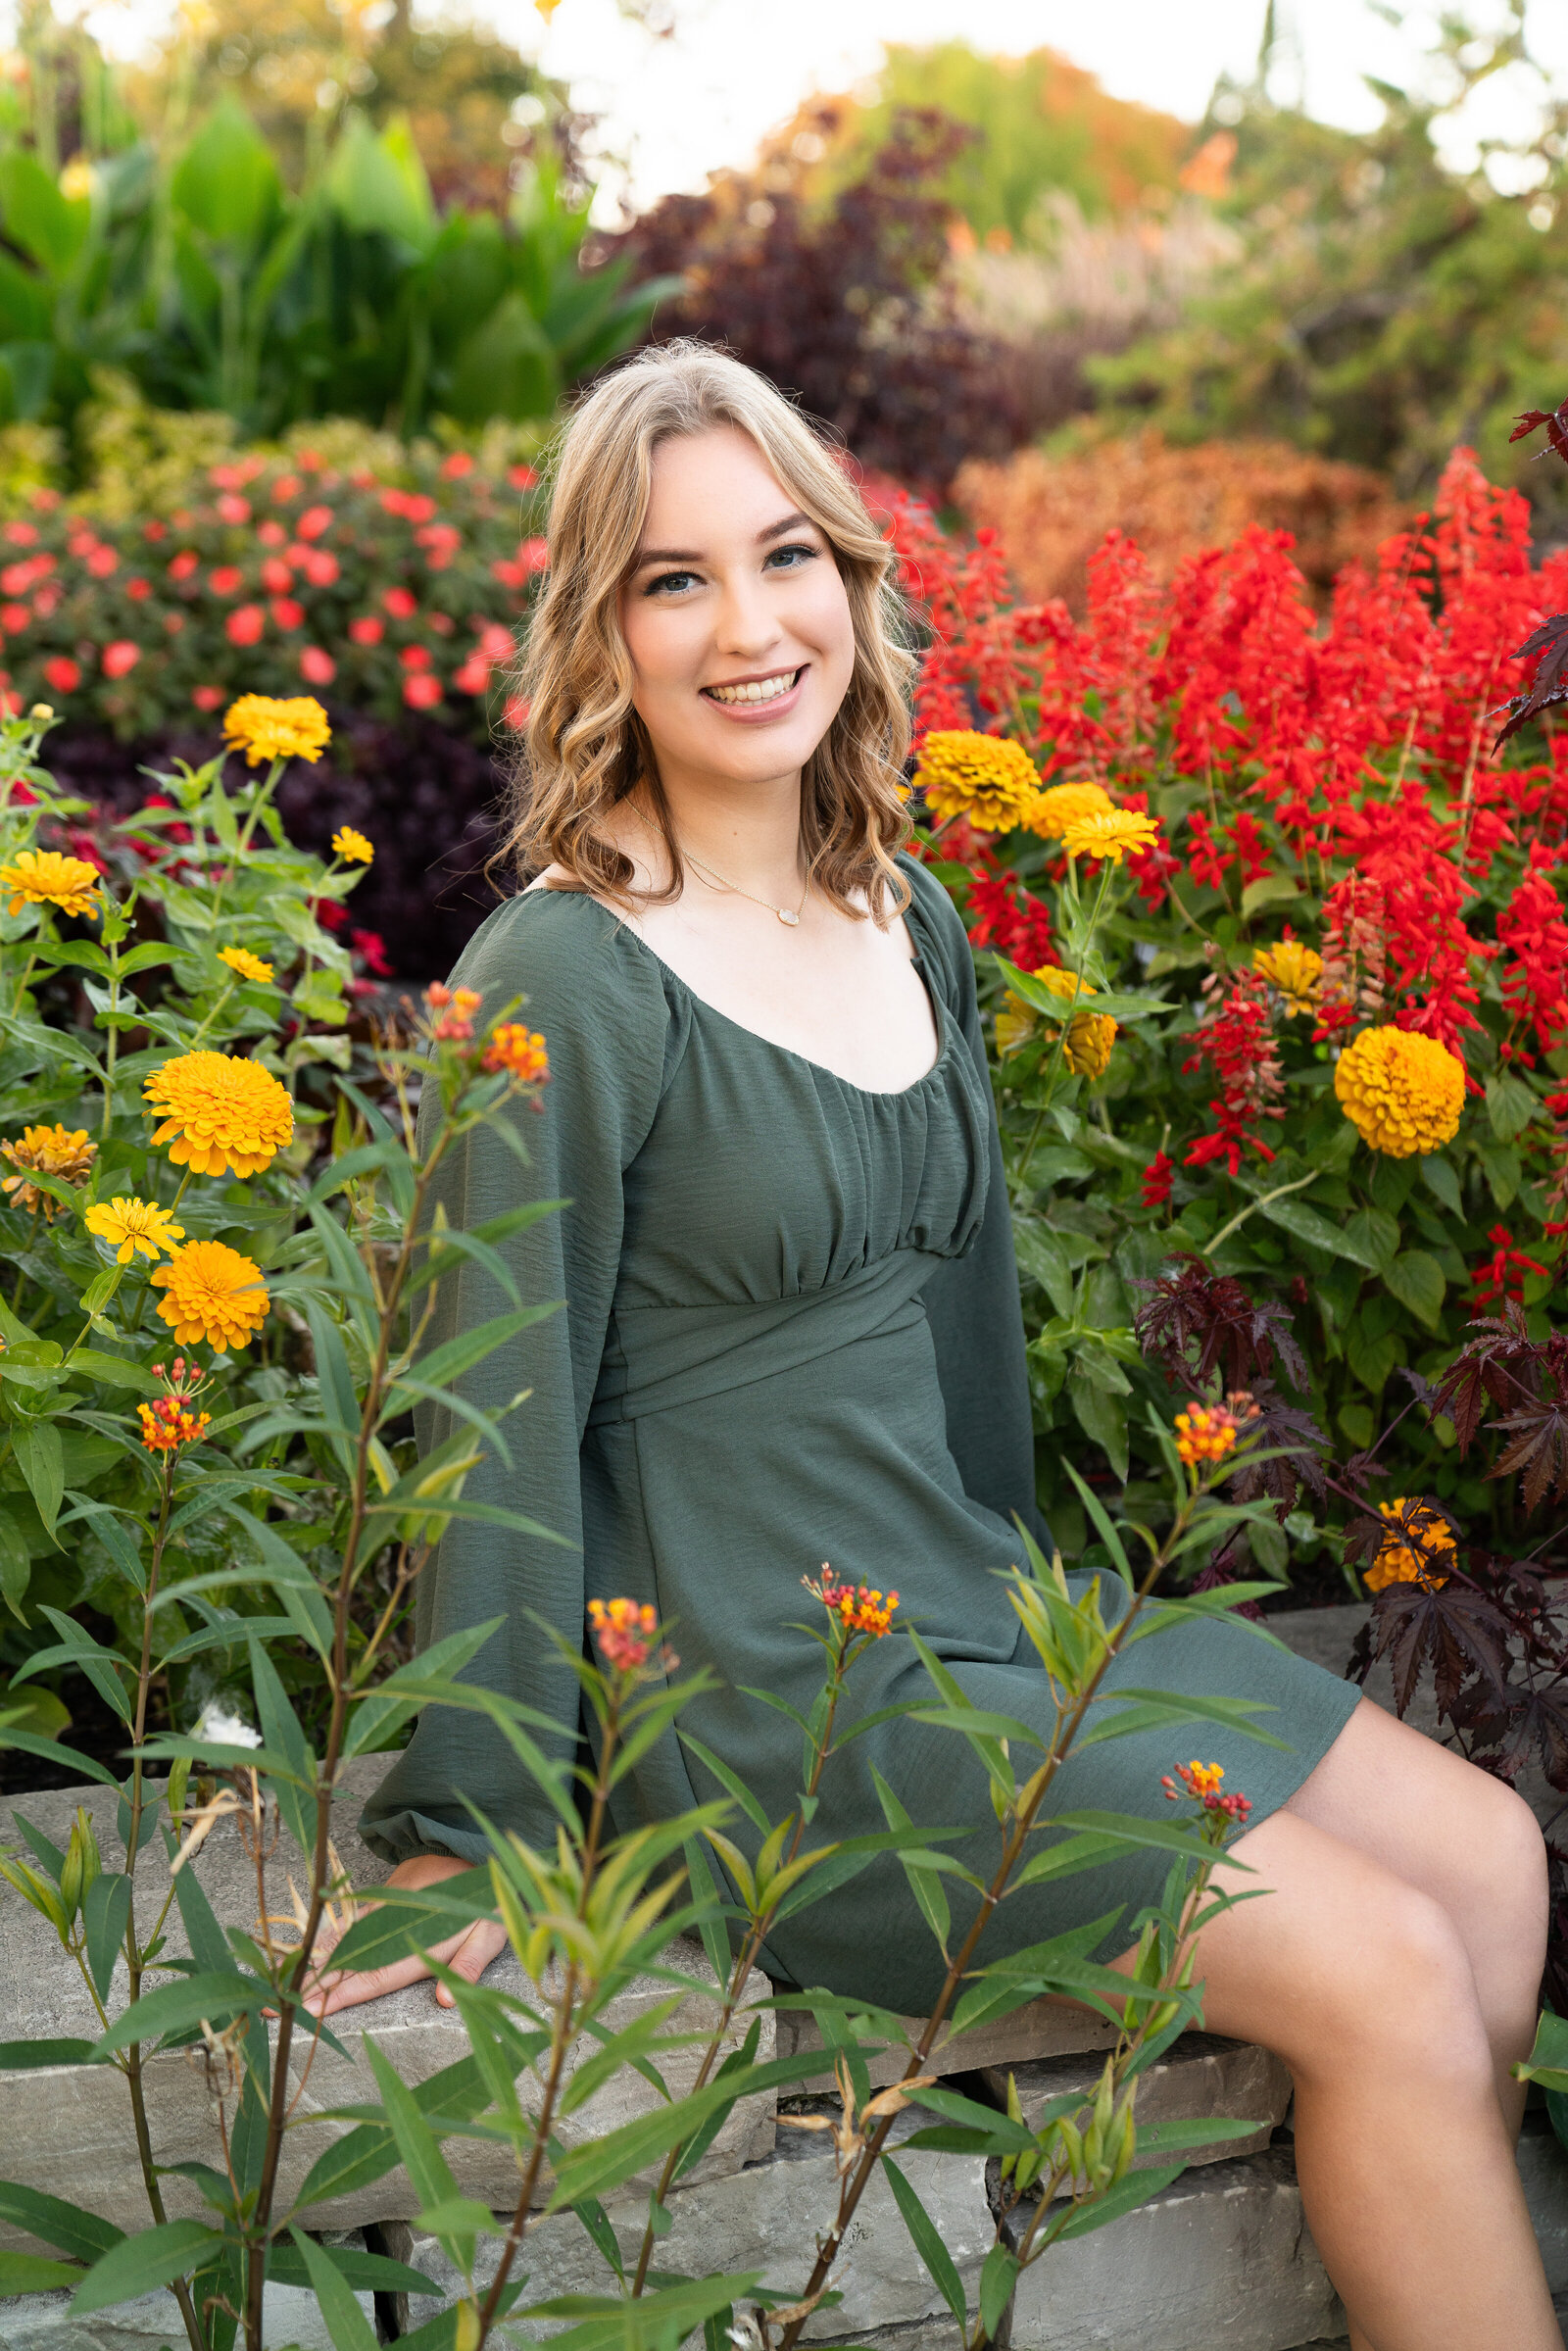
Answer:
[
  {"left": 1461, "top": 1775, "right": 1547, "bottom": 1950},
  {"left": 1289, "top": 1882, "right": 1494, "bottom": 2091}
]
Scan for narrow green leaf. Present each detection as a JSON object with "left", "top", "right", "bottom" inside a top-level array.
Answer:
[
  {"left": 0, "top": 2182, "right": 122, "bottom": 2261},
  {"left": 0, "top": 2251, "right": 84, "bottom": 2292},
  {"left": 72, "top": 2219, "right": 222, "bottom": 2315},
  {"left": 678, "top": 1730, "right": 769, "bottom": 1835},
  {"left": 979, "top": 2242, "right": 1019, "bottom": 2334},
  {"left": 881, "top": 2156, "right": 966, "bottom": 2326},
  {"left": 286, "top": 2227, "right": 379, "bottom": 2351}
]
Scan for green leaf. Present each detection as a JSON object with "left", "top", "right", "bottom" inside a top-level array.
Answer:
[
  {"left": 91, "top": 1970, "right": 270, "bottom": 2055},
  {"left": 82, "top": 1871, "right": 131, "bottom": 2001},
  {"left": 66, "top": 1350, "right": 164, "bottom": 1396},
  {"left": 72, "top": 2220, "right": 223, "bottom": 2315},
  {"left": 1013, "top": 1217, "right": 1076, "bottom": 1317},
  {"left": 0, "top": 1502, "right": 30, "bottom": 1620},
  {"left": 1486, "top": 1070, "right": 1539, "bottom": 1144},
  {"left": 0, "top": 150, "right": 87, "bottom": 274},
  {"left": 285, "top": 2229, "right": 380, "bottom": 2351},
  {"left": 1240, "top": 875, "right": 1300, "bottom": 917},
  {"left": 1383, "top": 1249, "right": 1446, "bottom": 1330},
  {"left": 11, "top": 1421, "right": 63, "bottom": 1543},
  {"left": 0, "top": 2037, "right": 99, "bottom": 2070},
  {"left": 1068, "top": 1370, "right": 1128, "bottom": 1484},
  {"left": 267, "top": 2239, "right": 442, "bottom": 2298},
  {"left": 1420, "top": 1152, "right": 1463, "bottom": 1216},
  {"left": 0, "top": 2181, "right": 122, "bottom": 2260},
  {"left": 678, "top": 1730, "right": 770, "bottom": 1836},
  {"left": 881, "top": 2156, "right": 966, "bottom": 2325},
  {"left": 410, "top": 1304, "right": 562, "bottom": 1403},
  {"left": 1339, "top": 1207, "right": 1398, "bottom": 1275},
  {"left": 1055, "top": 2164, "right": 1184, "bottom": 2238},
  {"left": 1255, "top": 1195, "right": 1345, "bottom": 1256},
  {"left": 363, "top": 2037, "right": 467, "bottom": 2268},
  {"left": 0, "top": 2251, "right": 83, "bottom": 2293},
  {"left": 172, "top": 97, "right": 281, "bottom": 249},
  {"left": 978, "top": 2242, "right": 1019, "bottom": 2334}
]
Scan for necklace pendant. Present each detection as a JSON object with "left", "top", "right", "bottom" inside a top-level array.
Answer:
[{"left": 777, "top": 906, "right": 800, "bottom": 926}]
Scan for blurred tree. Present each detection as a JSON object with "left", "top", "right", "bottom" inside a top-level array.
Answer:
[
  {"left": 612, "top": 105, "right": 1024, "bottom": 490},
  {"left": 1090, "top": 6, "right": 1568, "bottom": 523},
  {"left": 765, "top": 43, "right": 1191, "bottom": 245},
  {"left": 123, "top": 0, "right": 566, "bottom": 212}
]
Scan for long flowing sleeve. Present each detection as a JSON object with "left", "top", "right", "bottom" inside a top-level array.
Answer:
[
  {"left": 359, "top": 890, "right": 673, "bottom": 1865},
  {"left": 903, "top": 857, "right": 1048, "bottom": 1545}
]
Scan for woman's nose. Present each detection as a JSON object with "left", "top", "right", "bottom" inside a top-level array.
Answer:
[{"left": 713, "top": 570, "right": 779, "bottom": 656}]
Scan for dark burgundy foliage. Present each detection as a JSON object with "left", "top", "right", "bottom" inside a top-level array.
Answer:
[
  {"left": 1495, "top": 404, "right": 1568, "bottom": 745},
  {"left": 1349, "top": 1576, "right": 1512, "bottom": 1719},
  {"left": 1133, "top": 1253, "right": 1311, "bottom": 1395},
  {"left": 610, "top": 107, "right": 1026, "bottom": 492},
  {"left": 49, "top": 714, "right": 510, "bottom": 981},
  {"left": 1430, "top": 1304, "right": 1568, "bottom": 1512}
]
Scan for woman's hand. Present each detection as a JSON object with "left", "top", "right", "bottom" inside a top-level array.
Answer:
[{"left": 299, "top": 1850, "right": 510, "bottom": 2017}]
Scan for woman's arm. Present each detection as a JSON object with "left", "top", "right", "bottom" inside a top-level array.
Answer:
[{"left": 358, "top": 891, "right": 674, "bottom": 1866}]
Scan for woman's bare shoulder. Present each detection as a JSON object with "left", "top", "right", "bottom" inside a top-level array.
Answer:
[{"left": 523, "top": 862, "right": 581, "bottom": 895}]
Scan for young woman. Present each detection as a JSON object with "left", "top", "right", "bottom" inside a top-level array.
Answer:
[{"left": 334, "top": 344, "right": 1550, "bottom": 2351}]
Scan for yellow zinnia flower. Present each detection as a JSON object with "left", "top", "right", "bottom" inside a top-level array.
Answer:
[
  {"left": 1026, "top": 779, "right": 1114, "bottom": 842},
  {"left": 150, "top": 1241, "right": 270, "bottom": 1351},
  {"left": 331, "top": 825, "right": 374, "bottom": 866},
  {"left": 995, "top": 964, "right": 1118, "bottom": 1079},
  {"left": 1059, "top": 808, "right": 1162, "bottom": 865},
  {"left": 84, "top": 1196, "right": 186, "bottom": 1266},
  {"left": 143, "top": 1052, "right": 295, "bottom": 1178},
  {"left": 1253, "top": 938, "right": 1323, "bottom": 1017},
  {"left": 1, "top": 848, "right": 103, "bottom": 920},
  {"left": 1365, "top": 1498, "right": 1454, "bottom": 1593},
  {"left": 912, "top": 731, "right": 1041, "bottom": 833},
  {"left": 218, "top": 946, "right": 275, "bottom": 986},
  {"left": 222, "top": 695, "right": 331, "bottom": 767},
  {"left": 1, "top": 1125, "right": 97, "bottom": 1218},
  {"left": 1334, "top": 1025, "right": 1464, "bottom": 1158}
]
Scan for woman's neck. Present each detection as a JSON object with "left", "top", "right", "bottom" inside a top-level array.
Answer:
[{"left": 632, "top": 767, "right": 807, "bottom": 903}]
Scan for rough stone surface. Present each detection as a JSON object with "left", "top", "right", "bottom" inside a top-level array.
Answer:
[
  {"left": 776, "top": 1993, "right": 1119, "bottom": 2094},
  {"left": 388, "top": 2105, "right": 993, "bottom": 2344},
  {"left": 0, "top": 1760, "right": 772, "bottom": 2248},
  {"left": 1005, "top": 2118, "right": 1568, "bottom": 2351},
  {"left": 0, "top": 2237, "right": 374, "bottom": 2351},
  {"left": 984, "top": 2032, "right": 1294, "bottom": 2186}
]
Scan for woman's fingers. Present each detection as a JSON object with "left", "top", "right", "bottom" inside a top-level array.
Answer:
[
  {"left": 432, "top": 1919, "right": 511, "bottom": 2007},
  {"left": 303, "top": 1920, "right": 493, "bottom": 2018}
]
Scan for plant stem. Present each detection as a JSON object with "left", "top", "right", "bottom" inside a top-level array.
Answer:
[{"left": 1203, "top": 1166, "right": 1321, "bottom": 1256}]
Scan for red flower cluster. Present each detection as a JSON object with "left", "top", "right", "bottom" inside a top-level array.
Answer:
[
  {"left": 1181, "top": 963, "right": 1285, "bottom": 1176},
  {"left": 0, "top": 449, "right": 547, "bottom": 739},
  {"left": 1471, "top": 1224, "right": 1550, "bottom": 1306}
]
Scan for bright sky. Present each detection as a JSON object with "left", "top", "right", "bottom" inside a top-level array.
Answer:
[{"left": 60, "top": 0, "right": 1568, "bottom": 215}]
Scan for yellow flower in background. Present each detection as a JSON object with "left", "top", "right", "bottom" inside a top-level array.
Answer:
[
  {"left": 151, "top": 1241, "right": 270, "bottom": 1350},
  {"left": 59, "top": 156, "right": 93, "bottom": 202},
  {"left": 218, "top": 946, "right": 275, "bottom": 985},
  {"left": 1026, "top": 779, "right": 1113, "bottom": 842},
  {"left": 143, "top": 1051, "right": 294, "bottom": 1178},
  {"left": 1, "top": 1125, "right": 96, "bottom": 1218},
  {"left": 481, "top": 1024, "right": 550, "bottom": 1083},
  {"left": 1253, "top": 938, "right": 1323, "bottom": 1017},
  {"left": 1059, "top": 808, "right": 1162, "bottom": 865},
  {"left": 996, "top": 963, "right": 1118, "bottom": 1079},
  {"left": 1366, "top": 1498, "right": 1455, "bottom": 1593},
  {"left": 222, "top": 695, "right": 331, "bottom": 766},
  {"left": 331, "top": 825, "right": 374, "bottom": 865},
  {"left": 84, "top": 1197, "right": 186, "bottom": 1266},
  {"left": 1334, "top": 1025, "right": 1464, "bottom": 1157},
  {"left": 912, "top": 730, "right": 1041, "bottom": 833},
  {"left": 1, "top": 847, "right": 102, "bottom": 919}
]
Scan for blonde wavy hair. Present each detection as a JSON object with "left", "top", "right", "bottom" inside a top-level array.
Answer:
[{"left": 500, "top": 341, "right": 915, "bottom": 921}]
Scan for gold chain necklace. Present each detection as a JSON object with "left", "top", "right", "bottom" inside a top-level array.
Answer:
[{"left": 679, "top": 842, "right": 809, "bottom": 927}]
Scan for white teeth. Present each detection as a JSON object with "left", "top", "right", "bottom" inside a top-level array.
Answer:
[{"left": 708, "top": 669, "right": 800, "bottom": 706}]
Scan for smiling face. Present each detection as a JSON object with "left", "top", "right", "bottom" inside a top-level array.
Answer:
[{"left": 618, "top": 424, "right": 857, "bottom": 801}]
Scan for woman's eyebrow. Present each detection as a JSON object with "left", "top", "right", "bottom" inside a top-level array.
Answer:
[{"left": 633, "top": 513, "right": 816, "bottom": 568}]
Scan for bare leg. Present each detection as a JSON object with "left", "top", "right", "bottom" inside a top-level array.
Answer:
[{"left": 1102, "top": 1703, "right": 1554, "bottom": 2351}]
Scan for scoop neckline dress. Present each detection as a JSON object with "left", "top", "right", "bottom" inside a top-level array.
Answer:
[{"left": 360, "top": 856, "right": 1361, "bottom": 2014}]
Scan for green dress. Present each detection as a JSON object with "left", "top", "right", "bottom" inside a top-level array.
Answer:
[{"left": 361, "top": 857, "right": 1359, "bottom": 2013}]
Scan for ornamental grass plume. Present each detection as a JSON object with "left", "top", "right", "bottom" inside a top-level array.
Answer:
[
  {"left": 996, "top": 963, "right": 1117, "bottom": 1079},
  {"left": 1026, "top": 779, "right": 1113, "bottom": 841},
  {"left": 1366, "top": 1498, "right": 1456, "bottom": 1593},
  {"left": 912, "top": 729, "right": 1042, "bottom": 832},
  {"left": 218, "top": 946, "right": 274, "bottom": 985},
  {"left": 1, "top": 1124, "right": 96, "bottom": 1217},
  {"left": 1059, "top": 808, "right": 1162, "bottom": 865},
  {"left": 1252, "top": 937, "right": 1323, "bottom": 1017},
  {"left": 150, "top": 1240, "right": 270, "bottom": 1350},
  {"left": 84, "top": 1196, "right": 185, "bottom": 1265},
  {"left": 1334, "top": 1024, "right": 1465, "bottom": 1157},
  {"left": 221, "top": 694, "right": 331, "bottom": 766},
  {"left": 330, "top": 825, "right": 374, "bottom": 866},
  {"left": 143, "top": 1051, "right": 294, "bottom": 1178},
  {"left": 0, "top": 847, "right": 102, "bottom": 919}
]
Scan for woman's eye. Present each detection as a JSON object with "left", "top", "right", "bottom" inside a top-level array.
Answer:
[
  {"left": 765, "top": 543, "right": 818, "bottom": 571},
  {"left": 645, "top": 569, "right": 699, "bottom": 597}
]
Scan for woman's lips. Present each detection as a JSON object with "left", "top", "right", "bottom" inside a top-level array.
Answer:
[{"left": 701, "top": 665, "right": 807, "bottom": 720}]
